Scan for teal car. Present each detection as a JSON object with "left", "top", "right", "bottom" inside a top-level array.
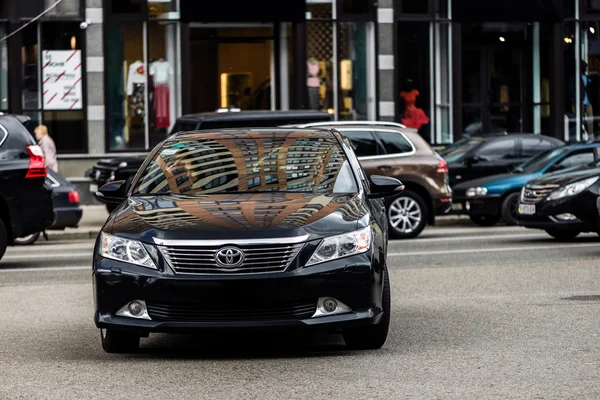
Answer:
[{"left": 452, "top": 143, "right": 600, "bottom": 226}]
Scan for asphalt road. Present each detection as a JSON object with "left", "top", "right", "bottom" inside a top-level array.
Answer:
[{"left": 1, "top": 226, "right": 599, "bottom": 399}]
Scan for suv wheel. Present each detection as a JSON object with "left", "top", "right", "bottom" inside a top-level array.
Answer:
[
  {"left": 100, "top": 329, "right": 140, "bottom": 353},
  {"left": 545, "top": 229, "right": 580, "bottom": 240},
  {"left": 387, "top": 191, "right": 427, "bottom": 239},
  {"left": 469, "top": 214, "right": 500, "bottom": 227},
  {"left": 500, "top": 193, "right": 520, "bottom": 226},
  {"left": 343, "top": 266, "right": 390, "bottom": 350},
  {"left": 0, "top": 218, "right": 7, "bottom": 261},
  {"left": 14, "top": 232, "right": 41, "bottom": 246}
]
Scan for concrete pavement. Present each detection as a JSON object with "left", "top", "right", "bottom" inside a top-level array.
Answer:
[{"left": 1, "top": 227, "right": 599, "bottom": 399}]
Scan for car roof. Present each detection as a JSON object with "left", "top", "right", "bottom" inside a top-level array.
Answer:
[
  {"left": 173, "top": 128, "right": 335, "bottom": 140},
  {"left": 287, "top": 121, "right": 408, "bottom": 129},
  {"left": 176, "top": 110, "right": 332, "bottom": 123},
  {"left": 466, "top": 133, "right": 565, "bottom": 143}
]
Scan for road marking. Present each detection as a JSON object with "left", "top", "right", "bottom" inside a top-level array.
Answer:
[
  {"left": 388, "top": 243, "right": 599, "bottom": 257},
  {"left": 2, "top": 253, "right": 90, "bottom": 260},
  {"left": 0, "top": 265, "right": 89, "bottom": 273}
]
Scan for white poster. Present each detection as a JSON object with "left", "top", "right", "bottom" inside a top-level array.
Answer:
[{"left": 42, "top": 50, "right": 83, "bottom": 110}]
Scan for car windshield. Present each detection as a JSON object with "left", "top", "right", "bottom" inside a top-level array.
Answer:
[
  {"left": 515, "top": 148, "right": 566, "bottom": 173},
  {"left": 441, "top": 139, "right": 482, "bottom": 163},
  {"left": 132, "top": 130, "right": 358, "bottom": 196}
]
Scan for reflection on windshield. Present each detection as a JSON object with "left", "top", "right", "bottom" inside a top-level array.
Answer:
[
  {"left": 133, "top": 131, "right": 358, "bottom": 196},
  {"left": 516, "top": 148, "right": 565, "bottom": 173},
  {"left": 441, "top": 140, "right": 482, "bottom": 163}
]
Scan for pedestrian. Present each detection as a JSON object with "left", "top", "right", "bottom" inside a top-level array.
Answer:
[{"left": 34, "top": 125, "right": 58, "bottom": 173}]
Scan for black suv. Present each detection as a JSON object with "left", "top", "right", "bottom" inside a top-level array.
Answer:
[
  {"left": 0, "top": 115, "right": 54, "bottom": 260},
  {"left": 86, "top": 110, "right": 332, "bottom": 211}
]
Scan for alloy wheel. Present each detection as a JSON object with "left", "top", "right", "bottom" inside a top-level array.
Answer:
[{"left": 388, "top": 196, "right": 422, "bottom": 234}]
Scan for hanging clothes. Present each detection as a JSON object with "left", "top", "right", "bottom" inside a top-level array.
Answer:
[
  {"left": 150, "top": 60, "right": 173, "bottom": 128},
  {"left": 127, "top": 61, "right": 146, "bottom": 118}
]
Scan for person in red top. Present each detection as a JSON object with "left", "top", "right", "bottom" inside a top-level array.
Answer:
[{"left": 400, "top": 79, "right": 430, "bottom": 130}]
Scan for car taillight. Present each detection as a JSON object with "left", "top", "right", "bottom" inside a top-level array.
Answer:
[
  {"left": 437, "top": 158, "right": 448, "bottom": 174},
  {"left": 26, "top": 145, "right": 47, "bottom": 179},
  {"left": 68, "top": 190, "right": 80, "bottom": 204}
]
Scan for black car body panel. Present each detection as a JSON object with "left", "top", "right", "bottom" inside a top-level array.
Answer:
[
  {"left": 86, "top": 111, "right": 333, "bottom": 190},
  {"left": 93, "top": 129, "right": 396, "bottom": 339},
  {"left": 46, "top": 170, "right": 83, "bottom": 230},
  {"left": 518, "top": 165, "right": 600, "bottom": 233},
  {"left": 0, "top": 115, "right": 54, "bottom": 245}
]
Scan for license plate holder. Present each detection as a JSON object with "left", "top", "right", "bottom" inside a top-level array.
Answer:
[
  {"left": 518, "top": 204, "right": 536, "bottom": 215},
  {"left": 89, "top": 183, "right": 98, "bottom": 193}
]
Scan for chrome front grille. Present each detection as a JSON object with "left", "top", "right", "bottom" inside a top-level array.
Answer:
[
  {"left": 158, "top": 241, "right": 305, "bottom": 275},
  {"left": 521, "top": 184, "right": 560, "bottom": 203}
]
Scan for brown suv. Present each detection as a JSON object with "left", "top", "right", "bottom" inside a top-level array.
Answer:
[{"left": 294, "top": 121, "right": 452, "bottom": 239}]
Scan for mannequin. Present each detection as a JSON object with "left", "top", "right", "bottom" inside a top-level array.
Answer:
[
  {"left": 127, "top": 60, "right": 146, "bottom": 118},
  {"left": 399, "top": 78, "right": 429, "bottom": 130},
  {"left": 581, "top": 61, "right": 594, "bottom": 139},
  {"left": 150, "top": 58, "right": 173, "bottom": 129},
  {"left": 307, "top": 58, "right": 320, "bottom": 110}
]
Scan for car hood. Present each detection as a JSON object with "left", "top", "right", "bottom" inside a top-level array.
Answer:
[
  {"left": 526, "top": 165, "right": 600, "bottom": 187},
  {"left": 105, "top": 192, "right": 368, "bottom": 243}
]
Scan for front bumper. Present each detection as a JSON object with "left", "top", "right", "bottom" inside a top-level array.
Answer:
[
  {"left": 517, "top": 191, "right": 599, "bottom": 232},
  {"left": 452, "top": 195, "right": 500, "bottom": 216},
  {"left": 93, "top": 253, "right": 384, "bottom": 333}
]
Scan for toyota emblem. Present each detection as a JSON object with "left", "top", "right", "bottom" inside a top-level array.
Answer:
[{"left": 214, "top": 247, "right": 245, "bottom": 268}]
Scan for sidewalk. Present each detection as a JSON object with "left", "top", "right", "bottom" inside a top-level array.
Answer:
[{"left": 45, "top": 206, "right": 474, "bottom": 241}]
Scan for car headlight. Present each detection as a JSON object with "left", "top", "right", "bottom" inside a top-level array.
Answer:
[
  {"left": 466, "top": 187, "right": 488, "bottom": 197},
  {"left": 307, "top": 226, "right": 372, "bottom": 266},
  {"left": 99, "top": 233, "right": 157, "bottom": 269},
  {"left": 546, "top": 177, "right": 599, "bottom": 201}
]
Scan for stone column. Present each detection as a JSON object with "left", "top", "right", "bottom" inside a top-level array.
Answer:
[{"left": 377, "top": 0, "right": 395, "bottom": 122}]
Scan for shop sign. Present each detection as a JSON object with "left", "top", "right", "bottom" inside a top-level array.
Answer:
[{"left": 42, "top": 50, "right": 83, "bottom": 111}]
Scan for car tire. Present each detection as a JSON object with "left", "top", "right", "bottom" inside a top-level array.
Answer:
[
  {"left": 14, "top": 232, "right": 41, "bottom": 246},
  {"left": 343, "top": 266, "right": 390, "bottom": 350},
  {"left": 500, "top": 193, "right": 520, "bottom": 226},
  {"left": 386, "top": 191, "right": 427, "bottom": 239},
  {"left": 469, "top": 214, "right": 500, "bottom": 227},
  {"left": 0, "top": 218, "right": 7, "bottom": 261},
  {"left": 545, "top": 229, "right": 580, "bottom": 240},
  {"left": 100, "top": 329, "right": 140, "bottom": 354}
]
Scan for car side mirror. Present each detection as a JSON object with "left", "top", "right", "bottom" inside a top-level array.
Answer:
[
  {"left": 368, "top": 175, "right": 405, "bottom": 199},
  {"left": 465, "top": 155, "right": 483, "bottom": 165},
  {"left": 95, "top": 180, "right": 126, "bottom": 205}
]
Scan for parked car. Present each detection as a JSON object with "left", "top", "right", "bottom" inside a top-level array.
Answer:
[
  {"left": 517, "top": 161, "right": 600, "bottom": 240},
  {"left": 0, "top": 115, "right": 54, "bottom": 260},
  {"left": 453, "top": 143, "right": 600, "bottom": 226},
  {"left": 14, "top": 170, "right": 83, "bottom": 245},
  {"left": 86, "top": 110, "right": 333, "bottom": 212},
  {"left": 291, "top": 121, "right": 452, "bottom": 239},
  {"left": 93, "top": 128, "right": 402, "bottom": 353},
  {"left": 439, "top": 134, "right": 565, "bottom": 188}
]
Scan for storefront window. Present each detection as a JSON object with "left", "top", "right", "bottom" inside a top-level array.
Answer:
[
  {"left": 111, "top": 0, "right": 144, "bottom": 14},
  {"left": 22, "top": 24, "right": 40, "bottom": 111},
  {"left": 338, "top": 22, "right": 369, "bottom": 120},
  {"left": 106, "top": 22, "right": 146, "bottom": 150},
  {"left": 43, "top": 0, "right": 81, "bottom": 18},
  {"left": 306, "top": 2, "right": 333, "bottom": 20},
  {"left": 396, "top": 21, "right": 431, "bottom": 141},
  {"left": 398, "top": 0, "right": 430, "bottom": 14},
  {"left": 307, "top": 21, "right": 335, "bottom": 114},
  {"left": 148, "top": 0, "right": 179, "bottom": 18}
]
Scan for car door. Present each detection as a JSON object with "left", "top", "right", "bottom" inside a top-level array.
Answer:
[
  {"left": 336, "top": 129, "right": 387, "bottom": 178},
  {"left": 463, "top": 137, "right": 518, "bottom": 181}
]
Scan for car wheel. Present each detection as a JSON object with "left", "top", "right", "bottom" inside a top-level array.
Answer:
[
  {"left": 0, "top": 218, "right": 7, "bottom": 261},
  {"left": 545, "top": 230, "right": 580, "bottom": 240},
  {"left": 500, "top": 193, "right": 520, "bottom": 226},
  {"left": 14, "top": 232, "right": 41, "bottom": 246},
  {"left": 100, "top": 329, "right": 140, "bottom": 354},
  {"left": 343, "top": 266, "right": 390, "bottom": 350},
  {"left": 387, "top": 191, "right": 427, "bottom": 239},
  {"left": 469, "top": 214, "right": 500, "bottom": 227}
]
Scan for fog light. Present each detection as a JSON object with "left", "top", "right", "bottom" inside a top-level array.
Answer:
[
  {"left": 128, "top": 301, "right": 144, "bottom": 316},
  {"left": 555, "top": 213, "right": 577, "bottom": 221},
  {"left": 323, "top": 298, "right": 338, "bottom": 313},
  {"left": 116, "top": 300, "right": 151, "bottom": 320},
  {"left": 465, "top": 201, "right": 471, "bottom": 211},
  {"left": 312, "top": 297, "right": 352, "bottom": 318}
]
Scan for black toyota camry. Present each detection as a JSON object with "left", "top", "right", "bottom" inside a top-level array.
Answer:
[
  {"left": 517, "top": 161, "right": 600, "bottom": 240},
  {"left": 93, "top": 128, "right": 403, "bottom": 353}
]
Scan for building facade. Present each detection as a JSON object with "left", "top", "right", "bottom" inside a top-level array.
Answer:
[{"left": 0, "top": 0, "right": 599, "bottom": 176}]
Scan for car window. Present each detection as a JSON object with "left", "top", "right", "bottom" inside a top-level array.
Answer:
[
  {"left": 476, "top": 139, "right": 517, "bottom": 161},
  {"left": 338, "top": 130, "right": 379, "bottom": 157},
  {"left": 521, "top": 137, "right": 555, "bottom": 158},
  {"left": 552, "top": 150, "right": 595, "bottom": 171},
  {"left": 374, "top": 130, "right": 414, "bottom": 155},
  {"left": 133, "top": 132, "right": 358, "bottom": 195},
  {"left": 518, "top": 148, "right": 566, "bottom": 173}
]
